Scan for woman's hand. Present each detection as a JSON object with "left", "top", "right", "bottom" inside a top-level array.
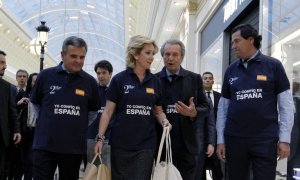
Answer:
[
  {"left": 94, "top": 140, "right": 103, "bottom": 154},
  {"left": 161, "top": 119, "right": 172, "bottom": 130}
]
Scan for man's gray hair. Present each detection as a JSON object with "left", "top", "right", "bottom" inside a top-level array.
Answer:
[{"left": 160, "top": 39, "right": 185, "bottom": 59}]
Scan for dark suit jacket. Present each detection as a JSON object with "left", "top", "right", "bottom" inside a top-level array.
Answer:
[
  {"left": 205, "top": 99, "right": 216, "bottom": 146},
  {"left": 213, "top": 91, "right": 221, "bottom": 119},
  {"left": 157, "top": 67, "right": 210, "bottom": 155},
  {"left": 0, "top": 79, "right": 19, "bottom": 147},
  {"left": 12, "top": 85, "right": 28, "bottom": 132}
]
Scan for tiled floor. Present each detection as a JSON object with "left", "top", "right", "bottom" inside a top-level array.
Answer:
[{"left": 77, "top": 159, "right": 288, "bottom": 180}]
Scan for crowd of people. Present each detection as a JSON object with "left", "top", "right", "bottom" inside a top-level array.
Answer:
[{"left": 0, "top": 23, "right": 299, "bottom": 180}]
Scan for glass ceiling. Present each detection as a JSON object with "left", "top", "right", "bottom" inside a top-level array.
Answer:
[{"left": 2, "top": 0, "right": 125, "bottom": 76}]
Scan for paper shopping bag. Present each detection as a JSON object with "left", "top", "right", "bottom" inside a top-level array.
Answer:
[
  {"left": 152, "top": 127, "right": 182, "bottom": 180},
  {"left": 83, "top": 154, "right": 111, "bottom": 180}
]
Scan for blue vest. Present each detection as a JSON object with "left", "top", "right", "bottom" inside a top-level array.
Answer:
[{"left": 222, "top": 52, "right": 290, "bottom": 138}]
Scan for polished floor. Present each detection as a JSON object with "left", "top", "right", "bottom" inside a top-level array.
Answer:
[{"left": 68, "top": 160, "right": 288, "bottom": 180}]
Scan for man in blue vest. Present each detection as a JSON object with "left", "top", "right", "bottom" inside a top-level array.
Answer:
[
  {"left": 216, "top": 24, "right": 294, "bottom": 180},
  {"left": 30, "top": 36, "right": 100, "bottom": 179}
]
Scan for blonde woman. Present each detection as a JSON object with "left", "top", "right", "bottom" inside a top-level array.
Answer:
[{"left": 95, "top": 35, "right": 171, "bottom": 179}]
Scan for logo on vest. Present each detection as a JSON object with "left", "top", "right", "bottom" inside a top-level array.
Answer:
[
  {"left": 50, "top": 85, "right": 62, "bottom": 94},
  {"left": 54, "top": 104, "right": 80, "bottom": 116},
  {"left": 126, "top": 105, "right": 151, "bottom": 116},
  {"left": 229, "top": 77, "right": 239, "bottom": 85},
  {"left": 124, "top": 85, "right": 135, "bottom": 94},
  {"left": 236, "top": 88, "right": 263, "bottom": 101}
]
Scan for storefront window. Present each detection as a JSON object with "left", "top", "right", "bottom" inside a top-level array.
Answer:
[
  {"left": 261, "top": 0, "right": 300, "bottom": 179},
  {"left": 200, "top": 34, "right": 223, "bottom": 92}
]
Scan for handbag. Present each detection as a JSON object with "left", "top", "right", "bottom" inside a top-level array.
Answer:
[
  {"left": 83, "top": 153, "right": 111, "bottom": 180},
  {"left": 152, "top": 127, "right": 183, "bottom": 180},
  {"left": 27, "top": 102, "right": 37, "bottom": 127}
]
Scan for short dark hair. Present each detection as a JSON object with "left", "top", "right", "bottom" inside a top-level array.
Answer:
[
  {"left": 94, "top": 60, "right": 113, "bottom": 73},
  {"left": 232, "top": 24, "right": 262, "bottom": 49},
  {"left": 202, "top": 71, "right": 214, "bottom": 78},
  {"left": 62, "top": 36, "right": 88, "bottom": 53},
  {"left": 0, "top": 50, "right": 6, "bottom": 56},
  {"left": 16, "top": 69, "right": 28, "bottom": 78}
]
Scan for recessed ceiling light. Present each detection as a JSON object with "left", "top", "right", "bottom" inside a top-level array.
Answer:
[
  {"left": 87, "top": 4, "right": 95, "bottom": 9},
  {"left": 80, "top": 10, "right": 89, "bottom": 15},
  {"left": 70, "top": 16, "right": 78, "bottom": 19},
  {"left": 165, "top": 28, "right": 172, "bottom": 32}
]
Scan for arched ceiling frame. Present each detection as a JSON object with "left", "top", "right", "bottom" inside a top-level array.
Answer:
[{"left": 2, "top": 0, "right": 125, "bottom": 76}]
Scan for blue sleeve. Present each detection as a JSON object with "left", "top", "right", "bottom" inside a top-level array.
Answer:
[
  {"left": 216, "top": 97, "right": 230, "bottom": 144},
  {"left": 221, "top": 70, "right": 231, "bottom": 99},
  {"left": 278, "top": 90, "right": 294, "bottom": 143},
  {"left": 275, "top": 61, "right": 290, "bottom": 94},
  {"left": 106, "top": 76, "right": 120, "bottom": 104},
  {"left": 30, "top": 73, "right": 43, "bottom": 105}
]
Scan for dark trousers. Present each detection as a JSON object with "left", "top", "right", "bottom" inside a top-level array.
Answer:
[
  {"left": 201, "top": 153, "right": 223, "bottom": 180},
  {"left": 194, "top": 146, "right": 206, "bottom": 180},
  {"left": 173, "top": 149, "right": 197, "bottom": 180},
  {"left": 0, "top": 137, "right": 7, "bottom": 180},
  {"left": 225, "top": 136, "right": 277, "bottom": 180},
  {"left": 287, "top": 137, "right": 300, "bottom": 179},
  {"left": 22, "top": 129, "right": 35, "bottom": 180},
  {"left": 111, "top": 148, "right": 155, "bottom": 180},
  {"left": 33, "top": 150, "right": 83, "bottom": 180},
  {"left": 7, "top": 142, "right": 23, "bottom": 180}
]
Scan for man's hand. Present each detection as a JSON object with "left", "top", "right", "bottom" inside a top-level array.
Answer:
[
  {"left": 13, "top": 133, "right": 21, "bottom": 144},
  {"left": 206, "top": 144, "right": 214, "bottom": 157},
  {"left": 216, "top": 144, "right": 226, "bottom": 162},
  {"left": 175, "top": 97, "right": 197, "bottom": 117},
  {"left": 277, "top": 142, "right": 290, "bottom": 160},
  {"left": 17, "top": 97, "right": 29, "bottom": 105}
]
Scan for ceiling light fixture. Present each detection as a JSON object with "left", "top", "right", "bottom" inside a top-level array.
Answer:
[
  {"left": 36, "top": 21, "right": 50, "bottom": 71},
  {"left": 87, "top": 4, "right": 95, "bottom": 9},
  {"left": 70, "top": 16, "right": 79, "bottom": 19}
]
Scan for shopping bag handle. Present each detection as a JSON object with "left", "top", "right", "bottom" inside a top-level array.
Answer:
[
  {"left": 155, "top": 126, "right": 169, "bottom": 166},
  {"left": 91, "top": 153, "right": 104, "bottom": 164}
]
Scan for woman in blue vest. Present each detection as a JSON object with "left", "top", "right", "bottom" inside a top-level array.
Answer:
[{"left": 94, "top": 35, "right": 171, "bottom": 180}]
